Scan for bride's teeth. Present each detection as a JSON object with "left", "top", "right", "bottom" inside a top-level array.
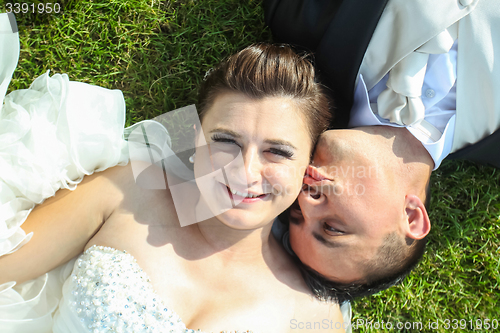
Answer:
[{"left": 229, "top": 188, "right": 260, "bottom": 198}]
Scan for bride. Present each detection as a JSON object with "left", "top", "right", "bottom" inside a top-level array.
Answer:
[{"left": 0, "top": 13, "right": 348, "bottom": 333}]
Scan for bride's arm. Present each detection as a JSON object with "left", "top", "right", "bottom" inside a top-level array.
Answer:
[{"left": 0, "top": 165, "right": 128, "bottom": 285}]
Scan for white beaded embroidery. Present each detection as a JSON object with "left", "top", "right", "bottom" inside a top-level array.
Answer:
[{"left": 68, "top": 245, "right": 203, "bottom": 333}]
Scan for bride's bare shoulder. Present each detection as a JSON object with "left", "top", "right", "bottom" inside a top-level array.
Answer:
[
  {"left": 94, "top": 162, "right": 135, "bottom": 191},
  {"left": 98, "top": 161, "right": 175, "bottom": 209},
  {"left": 85, "top": 162, "right": 180, "bottom": 251},
  {"left": 93, "top": 161, "right": 179, "bottom": 231}
]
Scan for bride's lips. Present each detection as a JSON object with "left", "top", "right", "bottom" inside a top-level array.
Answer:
[{"left": 223, "top": 184, "right": 270, "bottom": 204}]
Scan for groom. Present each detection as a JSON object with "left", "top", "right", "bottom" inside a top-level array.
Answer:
[{"left": 267, "top": 0, "right": 500, "bottom": 300}]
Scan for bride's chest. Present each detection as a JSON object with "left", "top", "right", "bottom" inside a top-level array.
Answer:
[
  {"left": 136, "top": 248, "right": 292, "bottom": 332},
  {"left": 85, "top": 212, "right": 294, "bottom": 332},
  {"left": 72, "top": 245, "right": 293, "bottom": 333}
]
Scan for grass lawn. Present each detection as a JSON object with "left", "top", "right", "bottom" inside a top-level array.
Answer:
[{"left": 4, "top": 0, "right": 499, "bottom": 332}]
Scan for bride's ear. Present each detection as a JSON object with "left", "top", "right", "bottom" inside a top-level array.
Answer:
[{"left": 404, "top": 194, "right": 431, "bottom": 240}]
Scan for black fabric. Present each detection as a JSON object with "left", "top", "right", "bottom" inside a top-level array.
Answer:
[
  {"left": 315, "top": 0, "right": 389, "bottom": 128},
  {"left": 264, "top": 0, "right": 389, "bottom": 128},
  {"left": 447, "top": 128, "right": 500, "bottom": 168},
  {"left": 264, "top": 0, "right": 344, "bottom": 52}
]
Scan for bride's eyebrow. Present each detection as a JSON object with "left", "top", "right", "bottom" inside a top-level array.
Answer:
[
  {"left": 264, "top": 139, "right": 297, "bottom": 150},
  {"left": 209, "top": 128, "right": 240, "bottom": 138}
]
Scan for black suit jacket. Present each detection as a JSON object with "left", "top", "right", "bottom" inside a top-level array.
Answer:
[
  {"left": 264, "top": 0, "right": 500, "bottom": 168},
  {"left": 264, "top": 0, "right": 388, "bottom": 128}
]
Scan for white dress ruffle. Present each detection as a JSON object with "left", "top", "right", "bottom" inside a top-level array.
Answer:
[
  {"left": 0, "top": 13, "right": 130, "bottom": 331},
  {"left": 0, "top": 70, "right": 131, "bottom": 331}
]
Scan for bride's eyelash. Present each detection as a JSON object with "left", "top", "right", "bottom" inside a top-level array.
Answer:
[
  {"left": 211, "top": 133, "right": 238, "bottom": 144},
  {"left": 269, "top": 148, "right": 294, "bottom": 158}
]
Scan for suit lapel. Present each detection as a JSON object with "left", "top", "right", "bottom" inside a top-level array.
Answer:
[
  {"left": 359, "top": 0, "right": 478, "bottom": 90},
  {"left": 448, "top": 128, "right": 500, "bottom": 168},
  {"left": 315, "top": 0, "right": 389, "bottom": 128}
]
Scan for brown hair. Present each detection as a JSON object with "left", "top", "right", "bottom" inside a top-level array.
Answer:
[{"left": 197, "top": 43, "right": 332, "bottom": 151}]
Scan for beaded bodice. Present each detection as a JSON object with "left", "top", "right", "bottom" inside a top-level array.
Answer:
[{"left": 67, "top": 245, "right": 204, "bottom": 333}]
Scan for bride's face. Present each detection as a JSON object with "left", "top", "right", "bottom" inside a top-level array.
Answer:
[{"left": 194, "top": 91, "right": 312, "bottom": 229}]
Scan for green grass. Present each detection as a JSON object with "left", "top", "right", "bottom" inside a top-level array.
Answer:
[{"left": 3, "top": 1, "right": 499, "bottom": 332}]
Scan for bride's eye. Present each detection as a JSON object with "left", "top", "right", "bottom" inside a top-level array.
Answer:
[
  {"left": 267, "top": 148, "right": 294, "bottom": 159},
  {"left": 323, "top": 222, "right": 345, "bottom": 236},
  {"left": 211, "top": 134, "right": 240, "bottom": 147}
]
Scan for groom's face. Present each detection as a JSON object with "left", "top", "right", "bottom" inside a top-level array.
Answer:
[{"left": 288, "top": 129, "right": 407, "bottom": 282}]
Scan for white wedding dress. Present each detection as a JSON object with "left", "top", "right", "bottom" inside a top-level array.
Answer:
[
  {"left": 0, "top": 13, "right": 351, "bottom": 333},
  {"left": 53, "top": 246, "right": 203, "bottom": 333}
]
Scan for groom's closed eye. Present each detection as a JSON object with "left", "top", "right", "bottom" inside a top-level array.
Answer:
[
  {"left": 313, "top": 232, "right": 345, "bottom": 248},
  {"left": 323, "top": 222, "right": 346, "bottom": 236}
]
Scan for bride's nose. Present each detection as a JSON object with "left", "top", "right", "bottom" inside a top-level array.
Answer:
[
  {"left": 229, "top": 147, "right": 263, "bottom": 186},
  {"left": 243, "top": 147, "right": 264, "bottom": 185}
]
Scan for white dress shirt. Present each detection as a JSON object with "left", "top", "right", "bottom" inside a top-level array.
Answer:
[{"left": 349, "top": 41, "right": 458, "bottom": 170}]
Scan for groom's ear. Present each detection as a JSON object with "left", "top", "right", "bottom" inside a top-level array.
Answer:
[{"left": 404, "top": 194, "right": 431, "bottom": 240}]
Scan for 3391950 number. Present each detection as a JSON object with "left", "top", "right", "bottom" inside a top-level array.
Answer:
[
  {"left": 6, "top": 2, "right": 61, "bottom": 14},
  {"left": 441, "top": 318, "right": 499, "bottom": 330}
]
